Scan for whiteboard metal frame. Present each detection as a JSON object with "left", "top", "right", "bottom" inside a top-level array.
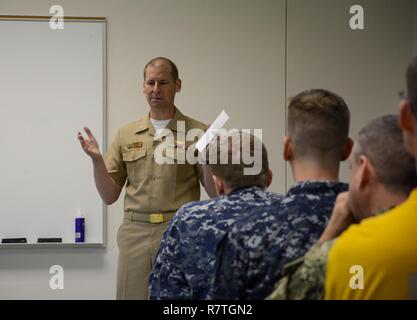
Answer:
[{"left": 0, "top": 15, "right": 108, "bottom": 249}]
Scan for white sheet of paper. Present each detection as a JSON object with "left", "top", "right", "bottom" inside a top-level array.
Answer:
[{"left": 196, "top": 110, "right": 230, "bottom": 152}]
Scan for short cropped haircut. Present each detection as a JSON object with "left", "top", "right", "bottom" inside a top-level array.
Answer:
[
  {"left": 406, "top": 55, "right": 417, "bottom": 117},
  {"left": 288, "top": 89, "right": 350, "bottom": 162},
  {"left": 354, "top": 114, "right": 417, "bottom": 196},
  {"left": 206, "top": 130, "right": 269, "bottom": 191},
  {"left": 143, "top": 57, "right": 179, "bottom": 82}
]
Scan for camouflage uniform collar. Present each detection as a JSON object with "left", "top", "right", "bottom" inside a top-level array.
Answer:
[
  {"left": 287, "top": 180, "right": 348, "bottom": 196},
  {"left": 227, "top": 185, "right": 266, "bottom": 197}
]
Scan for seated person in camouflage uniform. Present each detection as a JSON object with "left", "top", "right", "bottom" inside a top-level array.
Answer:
[
  {"left": 268, "top": 115, "right": 417, "bottom": 300},
  {"left": 212, "top": 89, "right": 352, "bottom": 300},
  {"left": 149, "top": 130, "right": 282, "bottom": 299}
]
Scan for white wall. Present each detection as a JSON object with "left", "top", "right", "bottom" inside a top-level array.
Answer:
[
  {"left": 0, "top": 0, "right": 286, "bottom": 299},
  {"left": 286, "top": 0, "right": 415, "bottom": 186}
]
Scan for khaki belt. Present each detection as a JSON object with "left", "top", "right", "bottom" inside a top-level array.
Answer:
[{"left": 124, "top": 211, "right": 176, "bottom": 224}]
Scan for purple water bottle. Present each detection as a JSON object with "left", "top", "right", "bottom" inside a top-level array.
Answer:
[{"left": 75, "top": 210, "right": 85, "bottom": 243}]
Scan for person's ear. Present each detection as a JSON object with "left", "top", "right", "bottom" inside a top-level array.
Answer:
[
  {"left": 212, "top": 175, "right": 225, "bottom": 196},
  {"left": 342, "top": 138, "right": 354, "bottom": 161},
  {"left": 265, "top": 169, "right": 273, "bottom": 188},
  {"left": 399, "top": 100, "right": 413, "bottom": 133},
  {"left": 357, "top": 155, "right": 373, "bottom": 190},
  {"left": 176, "top": 79, "right": 182, "bottom": 93},
  {"left": 283, "top": 136, "right": 293, "bottom": 161}
]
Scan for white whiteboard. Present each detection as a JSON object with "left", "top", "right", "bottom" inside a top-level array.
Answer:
[{"left": 0, "top": 17, "right": 106, "bottom": 247}]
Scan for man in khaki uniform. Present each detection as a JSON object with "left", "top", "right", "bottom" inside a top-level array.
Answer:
[{"left": 78, "top": 57, "right": 216, "bottom": 299}]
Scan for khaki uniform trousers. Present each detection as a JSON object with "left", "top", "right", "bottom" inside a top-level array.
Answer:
[{"left": 116, "top": 211, "right": 174, "bottom": 299}]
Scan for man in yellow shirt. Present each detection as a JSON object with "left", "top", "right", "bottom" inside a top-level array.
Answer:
[{"left": 325, "top": 56, "right": 417, "bottom": 300}]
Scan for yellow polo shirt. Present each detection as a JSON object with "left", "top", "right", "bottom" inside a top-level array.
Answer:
[
  {"left": 325, "top": 189, "right": 417, "bottom": 300},
  {"left": 105, "top": 106, "right": 207, "bottom": 214}
]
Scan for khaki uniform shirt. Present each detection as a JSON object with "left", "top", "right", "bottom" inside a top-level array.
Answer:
[{"left": 105, "top": 107, "right": 207, "bottom": 213}]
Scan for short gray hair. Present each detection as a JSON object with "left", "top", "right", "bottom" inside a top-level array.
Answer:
[
  {"left": 143, "top": 57, "right": 179, "bottom": 81},
  {"left": 354, "top": 115, "right": 417, "bottom": 196}
]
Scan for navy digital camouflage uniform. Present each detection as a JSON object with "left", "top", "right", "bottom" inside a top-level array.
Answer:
[
  {"left": 148, "top": 186, "right": 283, "bottom": 300},
  {"left": 267, "top": 208, "right": 391, "bottom": 300},
  {"left": 212, "top": 181, "right": 348, "bottom": 300}
]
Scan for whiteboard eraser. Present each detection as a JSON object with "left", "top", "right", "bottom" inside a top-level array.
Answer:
[
  {"left": 2, "top": 238, "right": 27, "bottom": 243},
  {"left": 37, "top": 238, "right": 62, "bottom": 243}
]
